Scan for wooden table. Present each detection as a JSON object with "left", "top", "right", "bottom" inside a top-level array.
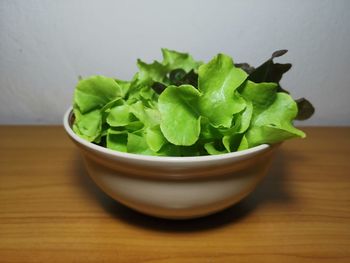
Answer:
[{"left": 0, "top": 127, "right": 349, "bottom": 262}]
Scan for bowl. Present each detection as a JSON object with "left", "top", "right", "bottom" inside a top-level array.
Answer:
[{"left": 63, "top": 107, "right": 277, "bottom": 219}]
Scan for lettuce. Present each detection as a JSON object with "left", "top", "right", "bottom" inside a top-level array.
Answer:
[
  {"left": 72, "top": 49, "right": 311, "bottom": 156},
  {"left": 197, "top": 54, "right": 247, "bottom": 128},
  {"left": 159, "top": 85, "right": 201, "bottom": 146}
]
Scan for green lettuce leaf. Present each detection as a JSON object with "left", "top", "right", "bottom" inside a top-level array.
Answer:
[
  {"left": 233, "top": 99, "right": 253, "bottom": 134},
  {"left": 72, "top": 49, "right": 310, "bottom": 156},
  {"left": 107, "top": 104, "right": 133, "bottom": 127},
  {"left": 127, "top": 132, "right": 156, "bottom": 155},
  {"left": 222, "top": 133, "right": 244, "bottom": 152},
  {"left": 238, "top": 135, "right": 249, "bottom": 151},
  {"left": 74, "top": 76, "right": 123, "bottom": 113},
  {"left": 237, "top": 49, "right": 315, "bottom": 120},
  {"left": 145, "top": 125, "right": 166, "bottom": 152},
  {"left": 200, "top": 117, "right": 223, "bottom": 141},
  {"left": 198, "top": 54, "right": 248, "bottom": 127},
  {"left": 249, "top": 50, "right": 292, "bottom": 88},
  {"left": 204, "top": 141, "right": 228, "bottom": 155},
  {"left": 129, "top": 101, "right": 160, "bottom": 128},
  {"left": 106, "top": 129, "right": 128, "bottom": 152},
  {"left": 161, "top": 48, "right": 201, "bottom": 72},
  {"left": 159, "top": 85, "right": 201, "bottom": 146},
  {"left": 114, "top": 78, "right": 131, "bottom": 98},
  {"left": 241, "top": 80, "right": 278, "bottom": 116},
  {"left": 73, "top": 108, "right": 102, "bottom": 142},
  {"left": 245, "top": 92, "right": 306, "bottom": 147},
  {"left": 136, "top": 60, "right": 168, "bottom": 85}
]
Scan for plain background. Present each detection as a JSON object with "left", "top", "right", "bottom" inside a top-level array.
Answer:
[{"left": 0, "top": 0, "right": 349, "bottom": 125}]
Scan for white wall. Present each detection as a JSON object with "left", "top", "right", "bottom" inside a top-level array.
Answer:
[{"left": 1, "top": 0, "right": 349, "bottom": 125}]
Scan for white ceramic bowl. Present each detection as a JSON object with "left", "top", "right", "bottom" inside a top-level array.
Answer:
[{"left": 63, "top": 107, "right": 277, "bottom": 219}]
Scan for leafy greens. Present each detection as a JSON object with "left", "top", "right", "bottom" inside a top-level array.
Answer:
[{"left": 72, "top": 48, "right": 312, "bottom": 156}]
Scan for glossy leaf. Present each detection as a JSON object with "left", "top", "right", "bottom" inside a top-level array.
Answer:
[
  {"left": 234, "top": 99, "right": 253, "bottom": 134},
  {"left": 106, "top": 129, "right": 128, "bottom": 152},
  {"left": 198, "top": 54, "right": 248, "bottom": 127},
  {"left": 222, "top": 133, "right": 244, "bottom": 152},
  {"left": 137, "top": 59, "right": 168, "bottom": 85},
  {"left": 243, "top": 49, "right": 314, "bottom": 120},
  {"left": 145, "top": 125, "right": 166, "bottom": 152},
  {"left": 159, "top": 85, "right": 201, "bottom": 146},
  {"left": 73, "top": 109, "right": 102, "bottom": 142},
  {"left": 107, "top": 104, "right": 132, "bottom": 127},
  {"left": 237, "top": 135, "right": 249, "bottom": 151},
  {"left": 114, "top": 78, "right": 131, "bottom": 98},
  {"left": 204, "top": 141, "right": 228, "bottom": 155},
  {"left": 127, "top": 132, "right": 155, "bottom": 155},
  {"left": 74, "top": 76, "right": 123, "bottom": 113},
  {"left": 246, "top": 93, "right": 306, "bottom": 147},
  {"left": 72, "top": 49, "right": 311, "bottom": 156},
  {"left": 161, "top": 48, "right": 200, "bottom": 72},
  {"left": 129, "top": 101, "right": 160, "bottom": 128},
  {"left": 241, "top": 80, "right": 278, "bottom": 116}
]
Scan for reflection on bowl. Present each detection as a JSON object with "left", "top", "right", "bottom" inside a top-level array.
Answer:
[{"left": 63, "top": 107, "right": 277, "bottom": 219}]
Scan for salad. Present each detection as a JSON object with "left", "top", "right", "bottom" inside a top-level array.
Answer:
[{"left": 72, "top": 49, "right": 314, "bottom": 156}]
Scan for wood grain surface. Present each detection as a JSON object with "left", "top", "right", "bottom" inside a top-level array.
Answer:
[{"left": 0, "top": 126, "right": 349, "bottom": 263}]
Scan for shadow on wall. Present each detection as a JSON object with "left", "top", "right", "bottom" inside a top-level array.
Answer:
[{"left": 72, "top": 148, "right": 293, "bottom": 232}]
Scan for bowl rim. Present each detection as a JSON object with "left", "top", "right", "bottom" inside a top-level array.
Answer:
[{"left": 63, "top": 107, "right": 270, "bottom": 163}]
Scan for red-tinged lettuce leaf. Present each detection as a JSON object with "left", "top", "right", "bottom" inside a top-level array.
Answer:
[
  {"left": 72, "top": 48, "right": 313, "bottom": 156},
  {"left": 168, "top": 68, "right": 198, "bottom": 87},
  {"left": 237, "top": 49, "right": 314, "bottom": 120},
  {"left": 248, "top": 49, "right": 291, "bottom": 91},
  {"left": 152, "top": 69, "right": 199, "bottom": 94},
  {"left": 295, "top": 98, "right": 315, "bottom": 120},
  {"left": 136, "top": 49, "right": 202, "bottom": 94},
  {"left": 234, "top": 63, "right": 255, "bottom": 74}
]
